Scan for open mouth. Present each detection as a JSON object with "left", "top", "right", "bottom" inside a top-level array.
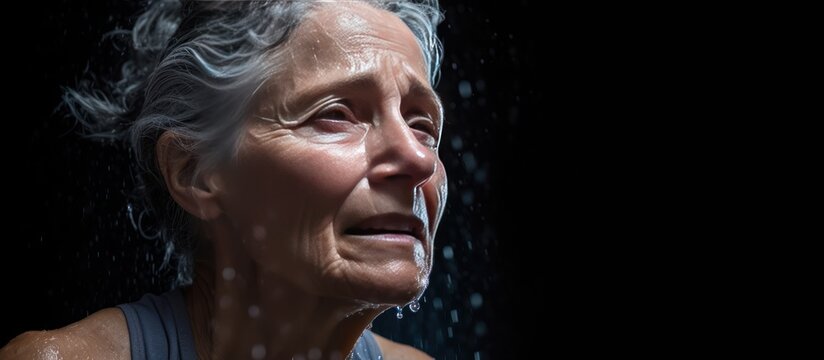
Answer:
[
  {"left": 343, "top": 213, "right": 425, "bottom": 242},
  {"left": 345, "top": 228, "right": 417, "bottom": 237}
]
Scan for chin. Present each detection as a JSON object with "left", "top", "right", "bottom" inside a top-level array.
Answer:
[{"left": 338, "top": 262, "right": 431, "bottom": 306}]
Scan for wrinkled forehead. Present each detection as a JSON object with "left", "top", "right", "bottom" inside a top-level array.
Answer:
[{"left": 275, "top": 1, "right": 431, "bottom": 93}]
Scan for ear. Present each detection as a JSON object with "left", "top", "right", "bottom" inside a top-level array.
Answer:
[{"left": 156, "top": 131, "right": 225, "bottom": 221}]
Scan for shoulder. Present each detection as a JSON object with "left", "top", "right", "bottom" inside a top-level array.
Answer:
[
  {"left": 0, "top": 307, "right": 130, "bottom": 360},
  {"left": 372, "top": 333, "right": 433, "bottom": 360}
]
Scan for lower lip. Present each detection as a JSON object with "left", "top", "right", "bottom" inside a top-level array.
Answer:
[{"left": 346, "top": 233, "right": 420, "bottom": 245}]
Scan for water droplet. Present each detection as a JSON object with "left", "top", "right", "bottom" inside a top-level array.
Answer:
[
  {"left": 442, "top": 246, "right": 454, "bottom": 260},
  {"left": 253, "top": 225, "right": 266, "bottom": 240},
  {"left": 474, "top": 321, "right": 488, "bottom": 336},
  {"left": 462, "top": 152, "right": 477, "bottom": 171},
  {"left": 251, "top": 344, "right": 266, "bottom": 359},
  {"left": 451, "top": 136, "right": 464, "bottom": 150},
  {"left": 433, "top": 297, "right": 444, "bottom": 310},
  {"left": 409, "top": 300, "right": 421, "bottom": 313},
  {"left": 470, "top": 293, "right": 484, "bottom": 309},
  {"left": 222, "top": 267, "right": 236, "bottom": 281},
  {"left": 248, "top": 305, "right": 260, "bottom": 318},
  {"left": 458, "top": 80, "right": 473, "bottom": 98},
  {"left": 395, "top": 306, "right": 403, "bottom": 319}
]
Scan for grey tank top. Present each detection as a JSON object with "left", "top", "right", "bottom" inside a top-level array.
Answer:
[{"left": 117, "top": 289, "right": 383, "bottom": 360}]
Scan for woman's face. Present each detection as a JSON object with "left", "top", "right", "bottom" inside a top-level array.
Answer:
[{"left": 220, "top": 2, "right": 447, "bottom": 305}]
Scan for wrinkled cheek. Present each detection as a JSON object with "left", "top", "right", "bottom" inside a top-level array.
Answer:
[
  {"left": 423, "top": 159, "right": 448, "bottom": 237},
  {"left": 412, "top": 158, "right": 445, "bottom": 282},
  {"left": 227, "top": 134, "right": 369, "bottom": 271}
]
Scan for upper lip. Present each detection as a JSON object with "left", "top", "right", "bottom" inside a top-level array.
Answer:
[{"left": 344, "top": 213, "right": 426, "bottom": 242}]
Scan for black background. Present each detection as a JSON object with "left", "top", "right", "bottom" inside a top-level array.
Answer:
[{"left": 2, "top": 0, "right": 538, "bottom": 358}]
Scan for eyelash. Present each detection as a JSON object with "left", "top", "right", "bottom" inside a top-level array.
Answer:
[{"left": 314, "top": 103, "right": 356, "bottom": 122}]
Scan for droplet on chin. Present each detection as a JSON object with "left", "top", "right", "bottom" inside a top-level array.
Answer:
[{"left": 408, "top": 299, "right": 421, "bottom": 313}]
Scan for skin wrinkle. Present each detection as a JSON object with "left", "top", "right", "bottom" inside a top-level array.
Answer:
[{"left": 256, "top": 0, "right": 438, "bottom": 296}]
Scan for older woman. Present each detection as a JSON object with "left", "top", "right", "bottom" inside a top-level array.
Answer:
[{"left": 1, "top": 0, "right": 446, "bottom": 359}]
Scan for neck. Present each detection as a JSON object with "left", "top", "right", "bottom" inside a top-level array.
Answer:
[{"left": 183, "top": 219, "right": 386, "bottom": 360}]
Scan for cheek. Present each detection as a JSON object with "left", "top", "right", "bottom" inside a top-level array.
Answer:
[
  {"left": 225, "top": 133, "right": 368, "bottom": 264},
  {"left": 422, "top": 158, "right": 448, "bottom": 235}
]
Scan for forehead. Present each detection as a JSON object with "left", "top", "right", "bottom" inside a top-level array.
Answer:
[{"left": 275, "top": 1, "right": 430, "bottom": 94}]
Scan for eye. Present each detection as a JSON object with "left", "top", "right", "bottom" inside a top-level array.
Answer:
[
  {"left": 315, "top": 103, "right": 354, "bottom": 122},
  {"left": 308, "top": 102, "right": 359, "bottom": 133},
  {"left": 407, "top": 114, "right": 439, "bottom": 148}
]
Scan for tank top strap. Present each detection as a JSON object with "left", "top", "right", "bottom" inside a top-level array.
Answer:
[{"left": 117, "top": 289, "right": 197, "bottom": 360}]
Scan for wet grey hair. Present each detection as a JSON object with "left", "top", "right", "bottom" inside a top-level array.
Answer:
[{"left": 64, "top": 0, "right": 443, "bottom": 286}]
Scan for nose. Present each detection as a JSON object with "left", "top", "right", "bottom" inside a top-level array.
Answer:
[{"left": 367, "top": 112, "right": 437, "bottom": 188}]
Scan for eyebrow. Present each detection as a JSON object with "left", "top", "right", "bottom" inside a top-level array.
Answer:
[{"left": 289, "top": 73, "right": 443, "bottom": 123}]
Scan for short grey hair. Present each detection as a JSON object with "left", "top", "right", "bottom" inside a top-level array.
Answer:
[{"left": 63, "top": 0, "right": 444, "bottom": 286}]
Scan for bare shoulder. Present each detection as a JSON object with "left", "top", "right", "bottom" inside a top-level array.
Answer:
[
  {"left": 372, "top": 333, "right": 432, "bottom": 360},
  {"left": 0, "top": 307, "right": 130, "bottom": 360}
]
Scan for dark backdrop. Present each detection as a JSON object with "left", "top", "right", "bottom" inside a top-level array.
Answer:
[{"left": 2, "top": 0, "right": 537, "bottom": 358}]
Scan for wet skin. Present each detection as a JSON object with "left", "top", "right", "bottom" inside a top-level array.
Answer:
[{"left": 1, "top": 2, "right": 445, "bottom": 360}]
